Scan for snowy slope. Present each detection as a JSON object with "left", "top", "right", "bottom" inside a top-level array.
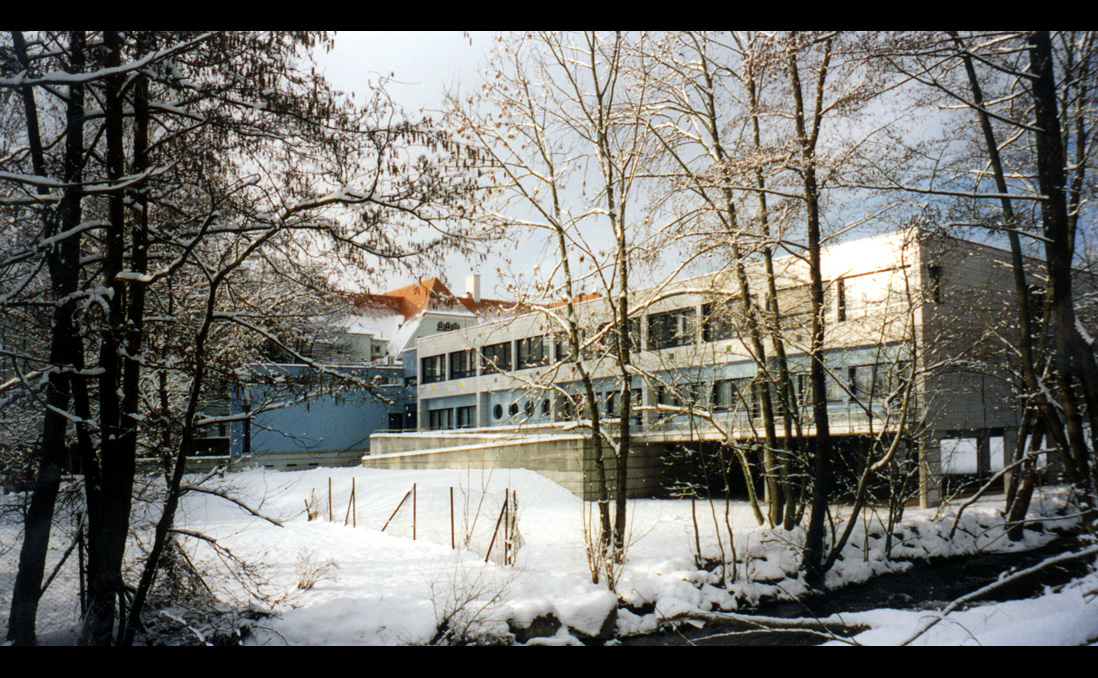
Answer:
[{"left": 2, "top": 466, "right": 1094, "bottom": 645}]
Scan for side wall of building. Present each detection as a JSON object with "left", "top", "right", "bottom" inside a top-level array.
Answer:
[{"left": 230, "top": 364, "right": 413, "bottom": 468}]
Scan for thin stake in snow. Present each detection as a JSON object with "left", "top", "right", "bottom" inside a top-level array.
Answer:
[
  {"left": 381, "top": 486, "right": 414, "bottom": 533},
  {"left": 509, "top": 490, "right": 518, "bottom": 565},
  {"left": 691, "top": 495, "right": 701, "bottom": 564},
  {"left": 344, "top": 478, "right": 356, "bottom": 527},
  {"left": 485, "top": 490, "right": 509, "bottom": 564},
  {"left": 328, "top": 478, "right": 333, "bottom": 522},
  {"left": 504, "top": 489, "right": 510, "bottom": 565},
  {"left": 450, "top": 486, "right": 455, "bottom": 549}
]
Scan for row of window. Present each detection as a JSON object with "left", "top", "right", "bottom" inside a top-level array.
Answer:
[
  {"left": 648, "top": 363, "right": 909, "bottom": 417},
  {"left": 427, "top": 405, "right": 478, "bottom": 430},
  {"left": 421, "top": 278, "right": 915, "bottom": 383},
  {"left": 422, "top": 338, "right": 553, "bottom": 384},
  {"left": 427, "top": 390, "right": 643, "bottom": 431},
  {"left": 423, "top": 363, "right": 907, "bottom": 431}
]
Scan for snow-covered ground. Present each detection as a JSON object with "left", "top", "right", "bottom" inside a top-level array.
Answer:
[{"left": 2, "top": 465, "right": 1096, "bottom": 645}]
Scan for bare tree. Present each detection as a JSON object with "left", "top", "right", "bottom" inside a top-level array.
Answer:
[
  {"left": 451, "top": 31, "right": 675, "bottom": 581},
  {"left": 872, "top": 31, "right": 1098, "bottom": 536},
  {"left": 1, "top": 30, "right": 486, "bottom": 644}
]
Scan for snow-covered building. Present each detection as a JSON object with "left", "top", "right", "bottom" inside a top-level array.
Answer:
[
  {"left": 366, "top": 230, "right": 1088, "bottom": 506},
  {"left": 229, "top": 275, "right": 518, "bottom": 469}
]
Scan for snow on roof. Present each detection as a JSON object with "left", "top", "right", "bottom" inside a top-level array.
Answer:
[
  {"left": 338, "top": 277, "right": 520, "bottom": 355},
  {"left": 341, "top": 311, "right": 406, "bottom": 341},
  {"left": 386, "top": 312, "right": 423, "bottom": 357}
]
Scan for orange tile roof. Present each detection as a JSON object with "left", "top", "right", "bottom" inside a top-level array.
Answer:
[{"left": 349, "top": 278, "right": 519, "bottom": 320}]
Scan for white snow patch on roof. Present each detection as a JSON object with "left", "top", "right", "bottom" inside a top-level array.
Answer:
[{"left": 341, "top": 312, "right": 405, "bottom": 341}]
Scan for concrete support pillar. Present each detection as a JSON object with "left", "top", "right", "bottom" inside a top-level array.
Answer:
[
  {"left": 919, "top": 433, "right": 942, "bottom": 508},
  {"left": 478, "top": 391, "right": 490, "bottom": 428}
]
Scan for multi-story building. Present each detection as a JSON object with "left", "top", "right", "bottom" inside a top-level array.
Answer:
[
  {"left": 229, "top": 275, "right": 516, "bottom": 469},
  {"left": 367, "top": 230, "right": 1080, "bottom": 505}
]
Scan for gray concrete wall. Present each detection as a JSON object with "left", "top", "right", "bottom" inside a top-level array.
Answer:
[
  {"left": 238, "top": 448, "right": 367, "bottom": 471},
  {"left": 367, "top": 429, "right": 666, "bottom": 500}
]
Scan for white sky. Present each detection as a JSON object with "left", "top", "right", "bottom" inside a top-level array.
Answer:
[
  {"left": 316, "top": 31, "right": 492, "bottom": 116},
  {"left": 315, "top": 32, "right": 513, "bottom": 299}
]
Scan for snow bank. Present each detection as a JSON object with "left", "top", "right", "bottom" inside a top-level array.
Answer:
[{"left": 2, "top": 465, "right": 1089, "bottom": 646}]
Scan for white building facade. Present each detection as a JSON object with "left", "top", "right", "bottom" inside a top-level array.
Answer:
[{"left": 391, "top": 230, "right": 1067, "bottom": 504}]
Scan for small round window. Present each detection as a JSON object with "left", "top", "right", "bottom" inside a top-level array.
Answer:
[
  {"left": 542, "top": 399, "right": 550, "bottom": 416},
  {"left": 493, "top": 404, "right": 503, "bottom": 420},
  {"left": 524, "top": 400, "right": 535, "bottom": 416},
  {"left": 508, "top": 403, "right": 519, "bottom": 417}
]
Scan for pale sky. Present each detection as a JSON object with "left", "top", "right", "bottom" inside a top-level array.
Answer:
[
  {"left": 316, "top": 31, "right": 493, "bottom": 115},
  {"left": 315, "top": 31, "right": 510, "bottom": 298}
]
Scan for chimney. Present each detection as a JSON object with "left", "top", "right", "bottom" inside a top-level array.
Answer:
[{"left": 466, "top": 274, "right": 481, "bottom": 304}]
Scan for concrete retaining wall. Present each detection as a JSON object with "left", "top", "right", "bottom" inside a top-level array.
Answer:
[
  {"left": 236, "top": 448, "right": 367, "bottom": 471},
  {"left": 366, "top": 429, "right": 666, "bottom": 499}
]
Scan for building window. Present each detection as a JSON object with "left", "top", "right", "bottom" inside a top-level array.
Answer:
[
  {"left": 555, "top": 393, "right": 579, "bottom": 420},
  {"left": 449, "top": 349, "right": 475, "bottom": 380},
  {"left": 836, "top": 279, "right": 847, "bottom": 322},
  {"left": 421, "top": 355, "right": 444, "bottom": 384},
  {"left": 481, "top": 342, "right": 511, "bottom": 374},
  {"left": 517, "top": 336, "right": 546, "bottom": 369},
  {"left": 554, "top": 331, "right": 580, "bottom": 363},
  {"left": 648, "top": 308, "right": 697, "bottom": 350},
  {"left": 492, "top": 403, "right": 503, "bottom": 420},
  {"left": 702, "top": 300, "right": 743, "bottom": 342},
  {"left": 508, "top": 402, "right": 519, "bottom": 417},
  {"left": 738, "top": 378, "right": 761, "bottom": 417},
  {"left": 712, "top": 379, "right": 737, "bottom": 412},
  {"left": 659, "top": 382, "right": 703, "bottom": 410},
  {"left": 456, "top": 405, "right": 476, "bottom": 429},
  {"left": 656, "top": 385, "right": 680, "bottom": 408},
  {"left": 388, "top": 412, "right": 405, "bottom": 430},
  {"left": 595, "top": 319, "right": 640, "bottom": 355},
  {"left": 791, "top": 373, "right": 812, "bottom": 414},
  {"left": 845, "top": 362, "right": 908, "bottom": 407},
  {"left": 682, "top": 382, "right": 703, "bottom": 409},
  {"left": 826, "top": 371, "right": 845, "bottom": 403},
  {"left": 927, "top": 265, "right": 942, "bottom": 304},
  {"left": 428, "top": 407, "right": 453, "bottom": 431}
]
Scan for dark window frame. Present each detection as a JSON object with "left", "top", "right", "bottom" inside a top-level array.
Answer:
[
  {"left": 481, "top": 342, "right": 512, "bottom": 374},
  {"left": 449, "top": 349, "right": 475, "bottom": 380},
  {"left": 649, "top": 308, "right": 697, "bottom": 350},
  {"left": 421, "top": 355, "right": 445, "bottom": 384},
  {"left": 456, "top": 405, "right": 476, "bottom": 429},
  {"left": 516, "top": 335, "right": 547, "bottom": 369}
]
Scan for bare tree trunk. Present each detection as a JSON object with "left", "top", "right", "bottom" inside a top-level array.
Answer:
[
  {"left": 785, "top": 35, "right": 835, "bottom": 585},
  {"left": 951, "top": 33, "right": 1055, "bottom": 530},
  {"left": 1007, "top": 417, "right": 1043, "bottom": 541},
  {"left": 81, "top": 30, "right": 134, "bottom": 646},
  {"left": 7, "top": 30, "right": 86, "bottom": 646},
  {"left": 1029, "top": 31, "right": 1098, "bottom": 529}
]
